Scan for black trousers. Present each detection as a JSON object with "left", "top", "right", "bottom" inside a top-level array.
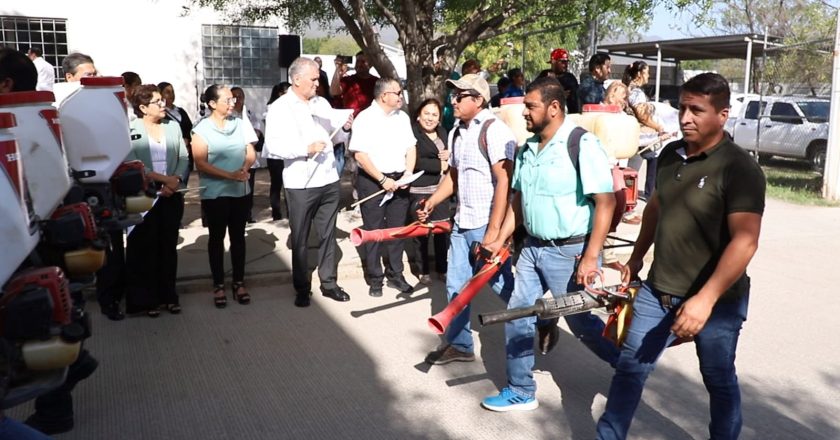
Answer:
[
  {"left": 266, "top": 158, "right": 288, "bottom": 220},
  {"left": 95, "top": 229, "right": 125, "bottom": 309},
  {"left": 125, "top": 194, "right": 183, "bottom": 313},
  {"left": 286, "top": 181, "right": 340, "bottom": 294},
  {"left": 357, "top": 172, "right": 410, "bottom": 286},
  {"left": 408, "top": 192, "right": 449, "bottom": 275},
  {"left": 246, "top": 168, "right": 257, "bottom": 221},
  {"left": 201, "top": 195, "right": 249, "bottom": 286}
]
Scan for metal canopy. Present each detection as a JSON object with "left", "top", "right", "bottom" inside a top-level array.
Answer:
[
  {"left": 599, "top": 33, "right": 785, "bottom": 98},
  {"left": 599, "top": 33, "right": 784, "bottom": 61}
]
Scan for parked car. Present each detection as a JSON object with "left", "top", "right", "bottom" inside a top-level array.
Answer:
[{"left": 725, "top": 95, "right": 829, "bottom": 172}]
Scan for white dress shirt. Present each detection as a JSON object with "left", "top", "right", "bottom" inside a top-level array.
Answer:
[
  {"left": 348, "top": 101, "right": 415, "bottom": 173},
  {"left": 263, "top": 92, "right": 349, "bottom": 189},
  {"left": 32, "top": 56, "right": 55, "bottom": 92}
]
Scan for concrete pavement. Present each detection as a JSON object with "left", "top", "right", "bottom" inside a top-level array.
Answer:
[{"left": 8, "top": 169, "right": 840, "bottom": 439}]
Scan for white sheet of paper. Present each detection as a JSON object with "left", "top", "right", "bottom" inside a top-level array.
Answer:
[
  {"left": 379, "top": 171, "right": 425, "bottom": 207},
  {"left": 312, "top": 108, "right": 353, "bottom": 136}
]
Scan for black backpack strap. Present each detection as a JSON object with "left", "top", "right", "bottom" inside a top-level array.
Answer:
[
  {"left": 477, "top": 118, "right": 496, "bottom": 166},
  {"left": 566, "top": 126, "right": 587, "bottom": 174}
]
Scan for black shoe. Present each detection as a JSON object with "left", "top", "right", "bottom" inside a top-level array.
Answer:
[
  {"left": 424, "top": 345, "right": 475, "bottom": 365},
  {"left": 25, "top": 413, "right": 74, "bottom": 435},
  {"left": 369, "top": 285, "right": 383, "bottom": 297},
  {"left": 387, "top": 277, "right": 414, "bottom": 294},
  {"left": 101, "top": 303, "right": 125, "bottom": 321},
  {"left": 321, "top": 286, "right": 350, "bottom": 302},
  {"left": 537, "top": 323, "right": 560, "bottom": 355},
  {"left": 246, "top": 217, "right": 256, "bottom": 224},
  {"left": 294, "top": 292, "right": 311, "bottom": 308}
]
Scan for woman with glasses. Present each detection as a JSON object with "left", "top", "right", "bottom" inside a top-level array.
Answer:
[
  {"left": 408, "top": 98, "right": 450, "bottom": 284},
  {"left": 192, "top": 85, "right": 258, "bottom": 308},
  {"left": 124, "top": 84, "right": 190, "bottom": 317}
]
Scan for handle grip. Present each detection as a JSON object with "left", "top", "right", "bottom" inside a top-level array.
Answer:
[{"left": 479, "top": 304, "right": 541, "bottom": 326}]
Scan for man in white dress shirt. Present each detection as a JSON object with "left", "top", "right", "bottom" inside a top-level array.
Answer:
[
  {"left": 264, "top": 57, "right": 353, "bottom": 307},
  {"left": 349, "top": 78, "right": 417, "bottom": 297},
  {"left": 27, "top": 47, "right": 54, "bottom": 92}
]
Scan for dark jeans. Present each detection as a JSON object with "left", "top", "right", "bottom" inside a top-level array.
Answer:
[
  {"left": 0, "top": 417, "right": 51, "bottom": 440},
  {"left": 596, "top": 281, "right": 749, "bottom": 440},
  {"left": 286, "top": 181, "right": 340, "bottom": 294},
  {"left": 266, "top": 158, "right": 288, "bottom": 220},
  {"left": 408, "top": 192, "right": 448, "bottom": 275},
  {"left": 357, "top": 171, "right": 410, "bottom": 286},
  {"left": 201, "top": 196, "right": 249, "bottom": 286},
  {"left": 95, "top": 229, "right": 125, "bottom": 309},
  {"left": 125, "top": 193, "right": 183, "bottom": 313}
]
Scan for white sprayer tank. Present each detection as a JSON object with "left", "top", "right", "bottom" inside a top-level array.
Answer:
[
  {"left": 495, "top": 97, "right": 532, "bottom": 146},
  {"left": 59, "top": 76, "right": 131, "bottom": 183},
  {"left": 0, "top": 91, "right": 71, "bottom": 219},
  {"left": 0, "top": 113, "right": 40, "bottom": 286},
  {"left": 567, "top": 104, "right": 640, "bottom": 160}
]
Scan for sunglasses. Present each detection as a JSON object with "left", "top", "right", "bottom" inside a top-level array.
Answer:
[{"left": 452, "top": 93, "right": 479, "bottom": 103}]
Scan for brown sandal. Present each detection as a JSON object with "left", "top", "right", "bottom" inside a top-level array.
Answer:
[
  {"left": 213, "top": 284, "right": 227, "bottom": 308},
  {"left": 231, "top": 281, "right": 251, "bottom": 305}
]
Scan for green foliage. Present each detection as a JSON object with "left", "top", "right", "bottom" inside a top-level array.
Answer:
[
  {"left": 681, "top": 59, "right": 715, "bottom": 70},
  {"left": 708, "top": 0, "right": 835, "bottom": 94},
  {"left": 304, "top": 36, "right": 361, "bottom": 56},
  {"left": 762, "top": 160, "right": 838, "bottom": 206},
  {"left": 189, "top": 0, "right": 712, "bottom": 102}
]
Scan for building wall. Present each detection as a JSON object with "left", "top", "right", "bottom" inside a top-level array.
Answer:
[{"left": 1, "top": 0, "right": 287, "bottom": 122}]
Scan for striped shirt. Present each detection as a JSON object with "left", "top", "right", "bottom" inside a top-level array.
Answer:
[{"left": 448, "top": 109, "right": 516, "bottom": 229}]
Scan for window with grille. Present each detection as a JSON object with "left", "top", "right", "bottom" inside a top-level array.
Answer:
[
  {"left": 0, "top": 16, "right": 68, "bottom": 81},
  {"left": 201, "top": 24, "right": 281, "bottom": 87}
]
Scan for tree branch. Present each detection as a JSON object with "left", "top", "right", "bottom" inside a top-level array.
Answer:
[
  {"left": 327, "top": 0, "right": 368, "bottom": 48},
  {"left": 372, "top": 0, "right": 409, "bottom": 44}
]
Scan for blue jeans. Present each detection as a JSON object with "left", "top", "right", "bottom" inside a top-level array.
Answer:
[
  {"left": 596, "top": 281, "right": 749, "bottom": 440},
  {"left": 506, "top": 237, "right": 619, "bottom": 397},
  {"left": 0, "top": 416, "right": 52, "bottom": 440},
  {"left": 445, "top": 223, "right": 514, "bottom": 353}
]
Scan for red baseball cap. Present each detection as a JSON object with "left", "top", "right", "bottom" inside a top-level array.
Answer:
[{"left": 550, "top": 48, "right": 569, "bottom": 62}]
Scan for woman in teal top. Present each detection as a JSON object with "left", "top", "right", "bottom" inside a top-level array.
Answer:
[
  {"left": 124, "top": 84, "right": 189, "bottom": 317},
  {"left": 191, "top": 84, "right": 257, "bottom": 308}
]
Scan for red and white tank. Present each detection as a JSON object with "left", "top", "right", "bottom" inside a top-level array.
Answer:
[
  {"left": 0, "top": 91, "right": 71, "bottom": 219},
  {"left": 59, "top": 77, "right": 131, "bottom": 184},
  {"left": 0, "top": 112, "right": 40, "bottom": 286}
]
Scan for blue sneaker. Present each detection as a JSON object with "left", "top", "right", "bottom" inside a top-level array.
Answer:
[{"left": 481, "top": 387, "right": 539, "bottom": 412}]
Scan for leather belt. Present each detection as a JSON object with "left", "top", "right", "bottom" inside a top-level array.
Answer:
[{"left": 530, "top": 234, "right": 588, "bottom": 247}]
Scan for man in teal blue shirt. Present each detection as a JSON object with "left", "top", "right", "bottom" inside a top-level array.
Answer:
[{"left": 482, "top": 77, "right": 618, "bottom": 411}]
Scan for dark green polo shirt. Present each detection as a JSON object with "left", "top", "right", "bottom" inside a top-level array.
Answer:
[{"left": 649, "top": 136, "right": 765, "bottom": 299}]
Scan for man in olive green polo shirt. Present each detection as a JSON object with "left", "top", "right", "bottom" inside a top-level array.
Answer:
[
  {"left": 481, "top": 77, "right": 617, "bottom": 411},
  {"left": 596, "top": 73, "right": 765, "bottom": 439}
]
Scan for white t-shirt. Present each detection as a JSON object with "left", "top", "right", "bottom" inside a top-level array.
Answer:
[{"left": 348, "top": 101, "right": 415, "bottom": 174}]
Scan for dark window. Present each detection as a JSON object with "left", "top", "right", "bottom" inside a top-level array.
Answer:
[
  {"left": 0, "top": 16, "right": 69, "bottom": 81},
  {"left": 744, "top": 101, "right": 766, "bottom": 120},
  {"left": 797, "top": 101, "right": 830, "bottom": 123},
  {"left": 769, "top": 102, "right": 802, "bottom": 124}
]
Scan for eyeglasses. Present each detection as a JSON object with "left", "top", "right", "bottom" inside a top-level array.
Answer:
[
  {"left": 147, "top": 99, "right": 167, "bottom": 107},
  {"left": 452, "top": 93, "right": 479, "bottom": 103},
  {"left": 384, "top": 91, "right": 403, "bottom": 98},
  {"left": 216, "top": 97, "right": 237, "bottom": 105}
]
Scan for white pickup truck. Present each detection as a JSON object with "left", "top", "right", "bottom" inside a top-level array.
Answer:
[{"left": 724, "top": 95, "right": 829, "bottom": 172}]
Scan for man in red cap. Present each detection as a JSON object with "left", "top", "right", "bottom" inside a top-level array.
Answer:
[{"left": 550, "top": 48, "right": 580, "bottom": 113}]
